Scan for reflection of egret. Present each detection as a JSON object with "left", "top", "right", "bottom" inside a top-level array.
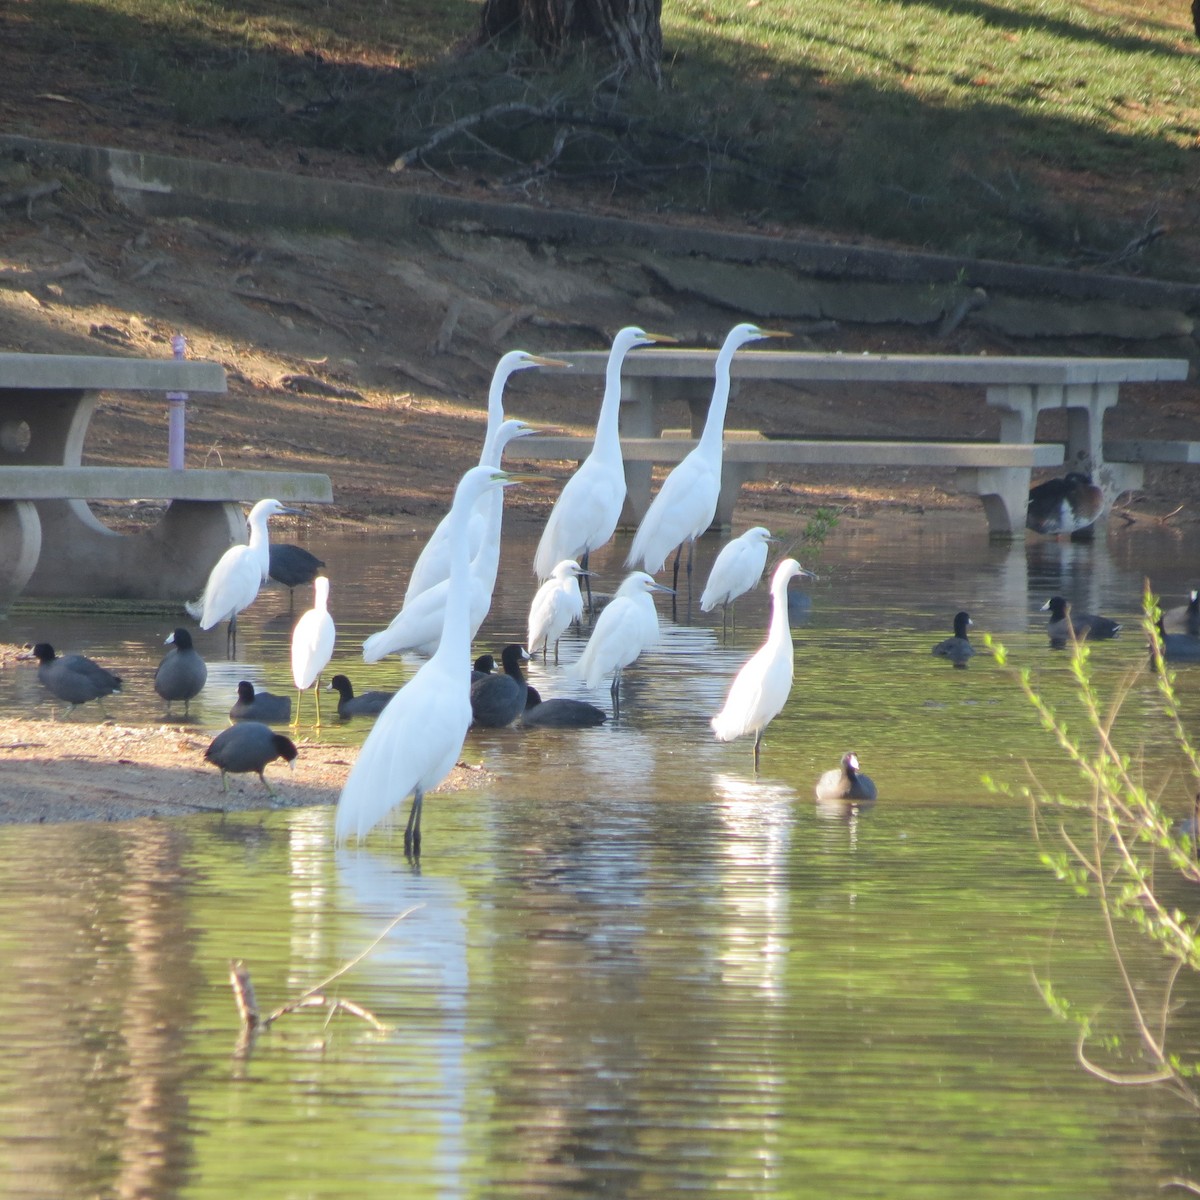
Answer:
[
  {"left": 711, "top": 558, "right": 812, "bottom": 771},
  {"left": 205, "top": 722, "right": 297, "bottom": 796},
  {"left": 470, "top": 643, "right": 530, "bottom": 728},
  {"left": 626, "top": 323, "right": 788, "bottom": 593},
  {"left": 326, "top": 673, "right": 394, "bottom": 717},
  {"left": 19, "top": 642, "right": 122, "bottom": 718},
  {"left": 700, "top": 526, "right": 777, "bottom": 635},
  {"left": 527, "top": 559, "right": 587, "bottom": 663},
  {"left": 290, "top": 576, "right": 336, "bottom": 725},
  {"left": 363, "top": 421, "right": 533, "bottom": 660},
  {"left": 407, "top": 352, "right": 564, "bottom": 602},
  {"left": 188, "top": 498, "right": 300, "bottom": 656},
  {"left": 571, "top": 571, "right": 673, "bottom": 717},
  {"left": 815, "top": 752, "right": 878, "bottom": 802},
  {"left": 229, "top": 680, "right": 290, "bottom": 723},
  {"left": 535, "top": 327, "right": 674, "bottom": 603},
  {"left": 337, "top": 466, "right": 516, "bottom": 850},
  {"left": 931, "top": 610, "right": 975, "bottom": 668},
  {"left": 154, "top": 627, "right": 207, "bottom": 717}
]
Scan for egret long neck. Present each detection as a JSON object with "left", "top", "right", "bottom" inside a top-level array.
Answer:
[
  {"left": 592, "top": 349, "right": 629, "bottom": 459},
  {"left": 482, "top": 369, "right": 511, "bottom": 463},
  {"left": 765, "top": 576, "right": 793, "bottom": 653},
  {"left": 432, "top": 485, "right": 479, "bottom": 670},
  {"left": 247, "top": 513, "right": 271, "bottom": 580},
  {"left": 698, "top": 343, "right": 738, "bottom": 455}
]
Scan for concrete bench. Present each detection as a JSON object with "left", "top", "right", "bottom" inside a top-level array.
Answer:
[
  {"left": 0, "top": 353, "right": 333, "bottom": 607},
  {"left": 534, "top": 349, "right": 1189, "bottom": 536},
  {"left": 519, "top": 434, "right": 1065, "bottom": 531}
]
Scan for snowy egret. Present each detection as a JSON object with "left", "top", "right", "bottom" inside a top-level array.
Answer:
[
  {"left": 154, "top": 627, "right": 207, "bottom": 716},
  {"left": 710, "top": 558, "right": 813, "bottom": 771},
  {"left": 406, "top": 351, "right": 565, "bottom": 602},
  {"left": 19, "top": 642, "right": 122, "bottom": 718},
  {"left": 229, "top": 681, "right": 291, "bottom": 724},
  {"left": 1163, "top": 590, "right": 1200, "bottom": 636},
  {"left": 269, "top": 543, "right": 325, "bottom": 613},
  {"left": 1042, "top": 596, "right": 1121, "bottom": 645},
  {"left": 527, "top": 559, "right": 587, "bottom": 663},
  {"left": 521, "top": 693, "right": 607, "bottom": 727},
  {"left": 336, "top": 465, "right": 521, "bottom": 850},
  {"left": 187, "top": 498, "right": 301, "bottom": 656},
  {"left": 700, "top": 525, "right": 777, "bottom": 635},
  {"left": 815, "top": 752, "right": 878, "bottom": 802},
  {"left": 571, "top": 570, "right": 673, "bottom": 717},
  {"left": 626, "top": 323, "right": 788, "bottom": 595},
  {"left": 290, "top": 575, "right": 336, "bottom": 725},
  {"left": 931, "top": 611, "right": 975, "bottom": 668},
  {"left": 470, "top": 643, "right": 530, "bottom": 728},
  {"left": 362, "top": 420, "right": 534, "bottom": 660},
  {"left": 534, "top": 327, "right": 674, "bottom": 603},
  {"left": 326, "top": 674, "right": 394, "bottom": 717},
  {"left": 205, "top": 722, "right": 297, "bottom": 796},
  {"left": 1026, "top": 473, "right": 1104, "bottom": 536}
]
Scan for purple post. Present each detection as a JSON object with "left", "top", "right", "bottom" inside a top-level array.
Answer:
[{"left": 167, "top": 333, "right": 188, "bottom": 470}]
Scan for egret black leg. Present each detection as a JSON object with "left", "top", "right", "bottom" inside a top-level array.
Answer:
[
  {"left": 753, "top": 732, "right": 762, "bottom": 774},
  {"left": 610, "top": 671, "right": 621, "bottom": 721},
  {"left": 671, "top": 545, "right": 682, "bottom": 618},
  {"left": 405, "top": 788, "right": 424, "bottom": 855},
  {"left": 582, "top": 549, "right": 593, "bottom": 615}
]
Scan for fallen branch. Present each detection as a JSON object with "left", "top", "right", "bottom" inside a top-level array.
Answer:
[
  {"left": 232, "top": 286, "right": 370, "bottom": 342},
  {"left": 390, "top": 101, "right": 559, "bottom": 172},
  {"left": 387, "top": 355, "right": 457, "bottom": 394},
  {"left": 279, "top": 373, "right": 365, "bottom": 400}
]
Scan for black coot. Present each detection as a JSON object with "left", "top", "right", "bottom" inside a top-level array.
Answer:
[{"left": 205, "top": 722, "right": 297, "bottom": 795}]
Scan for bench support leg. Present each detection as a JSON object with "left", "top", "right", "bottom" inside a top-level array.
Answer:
[
  {"left": 0, "top": 500, "right": 43, "bottom": 613},
  {"left": 25, "top": 498, "right": 245, "bottom": 600},
  {"left": 955, "top": 466, "right": 1031, "bottom": 539}
]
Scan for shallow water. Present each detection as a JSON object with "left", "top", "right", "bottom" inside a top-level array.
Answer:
[{"left": 3, "top": 509, "right": 1200, "bottom": 1198}]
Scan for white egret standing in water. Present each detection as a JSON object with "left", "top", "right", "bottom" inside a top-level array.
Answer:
[
  {"left": 336, "top": 466, "right": 519, "bottom": 851},
  {"left": 626, "top": 324, "right": 789, "bottom": 596},
  {"left": 527, "top": 559, "right": 588, "bottom": 663},
  {"left": 700, "top": 525, "right": 778, "bottom": 636},
  {"left": 290, "top": 575, "right": 336, "bottom": 725},
  {"left": 711, "top": 557, "right": 812, "bottom": 771}
]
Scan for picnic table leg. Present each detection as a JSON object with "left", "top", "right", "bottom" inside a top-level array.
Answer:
[
  {"left": 26, "top": 498, "right": 245, "bottom": 600},
  {"left": 0, "top": 500, "right": 42, "bottom": 612}
]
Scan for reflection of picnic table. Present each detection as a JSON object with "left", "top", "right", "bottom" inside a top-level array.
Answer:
[
  {"left": 0, "top": 354, "right": 332, "bottom": 608},
  {"left": 523, "top": 350, "right": 1191, "bottom": 535}
]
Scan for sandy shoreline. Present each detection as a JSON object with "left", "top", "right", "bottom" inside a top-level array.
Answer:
[{"left": 0, "top": 716, "right": 489, "bottom": 825}]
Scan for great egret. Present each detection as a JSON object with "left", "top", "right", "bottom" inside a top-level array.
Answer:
[
  {"left": 326, "top": 674, "right": 395, "bottom": 717},
  {"left": 470, "top": 643, "right": 530, "bottom": 728},
  {"left": 1041, "top": 596, "right": 1121, "bottom": 645},
  {"left": 815, "top": 752, "right": 878, "bottom": 802},
  {"left": 205, "top": 722, "right": 297, "bottom": 796},
  {"left": 1026, "top": 473, "right": 1104, "bottom": 536},
  {"left": 626, "top": 323, "right": 788, "bottom": 593},
  {"left": 700, "top": 525, "right": 777, "bottom": 635},
  {"left": 269, "top": 543, "right": 325, "bottom": 613},
  {"left": 527, "top": 559, "right": 587, "bottom": 663},
  {"left": 187, "top": 498, "right": 301, "bottom": 656},
  {"left": 18, "top": 642, "right": 122, "bottom": 718},
  {"left": 1163, "top": 590, "right": 1200, "bottom": 636},
  {"left": 336, "top": 465, "right": 519, "bottom": 850},
  {"left": 154, "top": 627, "right": 207, "bottom": 716},
  {"left": 229, "top": 681, "right": 291, "bottom": 724},
  {"left": 406, "top": 351, "right": 565, "bottom": 602},
  {"left": 521, "top": 694, "right": 607, "bottom": 727},
  {"left": 362, "top": 421, "right": 534, "bottom": 661},
  {"left": 290, "top": 575, "right": 336, "bottom": 725},
  {"left": 931, "top": 611, "right": 975, "bottom": 668},
  {"left": 710, "top": 557, "right": 813, "bottom": 771},
  {"left": 534, "top": 327, "right": 674, "bottom": 599},
  {"left": 571, "top": 570, "right": 673, "bottom": 717}
]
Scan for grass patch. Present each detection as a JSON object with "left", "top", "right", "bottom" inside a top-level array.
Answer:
[{"left": 12, "top": 0, "right": 1200, "bottom": 272}]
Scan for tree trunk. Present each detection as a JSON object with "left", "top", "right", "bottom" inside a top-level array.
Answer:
[{"left": 481, "top": 0, "right": 663, "bottom": 82}]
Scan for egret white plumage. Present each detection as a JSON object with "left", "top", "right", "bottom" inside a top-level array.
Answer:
[
  {"left": 570, "top": 570, "right": 673, "bottom": 717},
  {"left": 362, "top": 420, "right": 534, "bottom": 661},
  {"left": 700, "top": 525, "right": 778, "bottom": 635},
  {"left": 711, "top": 558, "right": 813, "bottom": 771},
  {"left": 626, "top": 323, "right": 789, "bottom": 595},
  {"left": 406, "top": 351, "right": 565, "bottom": 602},
  {"left": 290, "top": 575, "right": 336, "bottom": 725},
  {"left": 527, "top": 559, "right": 587, "bottom": 663},
  {"left": 336, "top": 465, "right": 518, "bottom": 850},
  {"left": 187, "top": 498, "right": 300, "bottom": 656},
  {"left": 534, "top": 327, "right": 674, "bottom": 602}
]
